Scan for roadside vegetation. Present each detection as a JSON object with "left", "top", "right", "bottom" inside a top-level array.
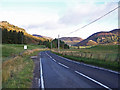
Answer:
[
  {"left": 52, "top": 45, "right": 120, "bottom": 71},
  {"left": 2, "top": 44, "right": 49, "bottom": 88},
  {"left": 2, "top": 44, "right": 45, "bottom": 62}
]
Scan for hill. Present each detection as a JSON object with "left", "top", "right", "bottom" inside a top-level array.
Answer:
[
  {"left": 0, "top": 21, "right": 48, "bottom": 44},
  {"left": 33, "top": 34, "right": 52, "bottom": 40},
  {"left": 60, "top": 37, "right": 83, "bottom": 46},
  {"left": 76, "top": 29, "right": 119, "bottom": 46}
]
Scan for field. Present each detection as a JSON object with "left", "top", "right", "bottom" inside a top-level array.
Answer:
[
  {"left": 52, "top": 45, "right": 120, "bottom": 71},
  {"left": 2, "top": 44, "right": 46, "bottom": 62},
  {"left": 2, "top": 44, "right": 48, "bottom": 88},
  {"left": 54, "top": 45, "right": 119, "bottom": 61}
]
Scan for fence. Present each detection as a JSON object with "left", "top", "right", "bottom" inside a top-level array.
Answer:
[{"left": 52, "top": 50, "right": 119, "bottom": 62}]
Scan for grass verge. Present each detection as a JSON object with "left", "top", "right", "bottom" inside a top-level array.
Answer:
[
  {"left": 2, "top": 44, "right": 45, "bottom": 62},
  {"left": 53, "top": 52, "right": 120, "bottom": 72},
  {"left": 2, "top": 50, "right": 43, "bottom": 88}
]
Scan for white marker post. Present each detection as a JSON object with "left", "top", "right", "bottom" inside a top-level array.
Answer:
[{"left": 24, "top": 45, "right": 27, "bottom": 50}]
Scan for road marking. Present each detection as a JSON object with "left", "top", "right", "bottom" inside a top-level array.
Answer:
[
  {"left": 47, "top": 52, "right": 69, "bottom": 68},
  {"left": 46, "top": 53, "right": 52, "bottom": 58},
  {"left": 56, "top": 54, "right": 120, "bottom": 75},
  {"left": 75, "top": 71, "right": 112, "bottom": 90},
  {"left": 40, "top": 58, "right": 45, "bottom": 90},
  {"left": 81, "top": 63, "right": 120, "bottom": 74},
  {"left": 58, "top": 63, "right": 69, "bottom": 69},
  {"left": 38, "top": 79, "right": 40, "bottom": 88},
  {"left": 46, "top": 52, "right": 56, "bottom": 62},
  {"left": 52, "top": 58, "right": 56, "bottom": 62}
]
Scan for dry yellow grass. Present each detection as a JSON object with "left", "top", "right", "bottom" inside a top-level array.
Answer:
[
  {"left": 2, "top": 48, "right": 49, "bottom": 82},
  {"left": 2, "top": 56, "right": 23, "bottom": 82},
  {"left": 52, "top": 48, "right": 119, "bottom": 62}
]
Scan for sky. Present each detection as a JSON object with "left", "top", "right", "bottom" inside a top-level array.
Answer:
[{"left": 0, "top": 0, "right": 119, "bottom": 39}]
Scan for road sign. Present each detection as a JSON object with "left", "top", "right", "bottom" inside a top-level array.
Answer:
[{"left": 24, "top": 45, "right": 27, "bottom": 50}]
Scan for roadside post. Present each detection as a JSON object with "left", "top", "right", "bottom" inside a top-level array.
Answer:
[
  {"left": 58, "top": 34, "right": 60, "bottom": 52},
  {"left": 24, "top": 45, "right": 27, "bottom": 50}
]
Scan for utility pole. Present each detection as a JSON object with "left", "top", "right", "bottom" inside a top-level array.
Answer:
[
  {"left": 51, "top": 40, "right": 52, "bottom": 49},
  {"left": 58, "top": 34, "right": 60, "bottom": 51}
]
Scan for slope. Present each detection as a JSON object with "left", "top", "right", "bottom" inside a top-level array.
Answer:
[
  {"left": 76, "top": 29, "right": 119, "bottom": 46},
  {"left": 0, "top": 21, "right": 48, "bottom": 44},
  {"left": 60, "top": 37, "right": 83, "bottom": 46}
]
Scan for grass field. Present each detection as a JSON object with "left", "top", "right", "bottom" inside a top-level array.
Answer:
[
  {"left": 52, "top": 45, "right": 120, "bottom": 71},
  {"left": 63, "top": 45, "right": 118, "bottom": 53},
  {"left": 53, "top": 52, "right": 120, "bottom": 71},
  {"left": 2, "top": 44, "right": 45, "bottom": 62},
  {"left": 2, "top": 44, "right": 48, "bottom": 88},
  {"left": 53, "top": 45, "right": 119, "bottom": 61}
]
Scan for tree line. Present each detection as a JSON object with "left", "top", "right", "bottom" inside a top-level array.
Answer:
[
  {"left": 2, "top": 29, "right": 25, "bottom": 44},
  {"left": 2, "top": 28, "right": 69, "bottom": 49},
  {"left": 38, "top": 39, "right": 69, "bottom": 49}
]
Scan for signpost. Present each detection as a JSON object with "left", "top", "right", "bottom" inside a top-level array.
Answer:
[{"left": 24, "top": 45, "right": 27, "bottom": 50}]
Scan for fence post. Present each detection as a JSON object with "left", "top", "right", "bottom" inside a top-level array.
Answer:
[
  {"left": 97, "top": 54, "right": 100, "bottom": 60},
  {"left": 81, "top": 53, "right": 83, "bottom": 57},
  {"left": 85, "top": 52, "right": 87, "bottom": 58},
  {"left": 71, "top": 52, "right": 73, "bottom": 56},
  {"left": 90, "top": 53, "right": 92, "bottom": 59},
  {"left": 115, "top": 54, "right": 119, "bottom": 62},
  {"left": 104, "top": 53, "right": 108, "bottom": 61},
  {"left": 79, "top": 53, "right": 81, "bottom": 57}
]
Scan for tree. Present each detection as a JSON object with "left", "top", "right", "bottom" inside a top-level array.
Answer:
[
  {"left": 12, "top": 30, "right": 18, "bottom": 44},
  {"left": 2, "top": 29, "right": 8, "bottom": 43},
  {"left": 8, "top": 30, "right": 13, "bottom": 44},
  {"left": 38, "top": 40, "right": 43, "bottom": 45},
  {"left": 17, "top": 31, "right": 22, "bottom": 44}
]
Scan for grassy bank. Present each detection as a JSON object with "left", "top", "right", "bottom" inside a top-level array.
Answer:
[
  {"left": 53, "top": 52, "right": 120, "bottom": 71},
  {"left": 2, "top": 44, "right": 45, "bottom": 62},
  {"left": 52, "top": 45, "right": 119, "bottom": 62},
  {"left": 2, "top": 49, "right": 46, "bottom": 88},
  {"left": 2, "top": 44, "right": 48, "bottom": 88},
  {"left": 52, "top": 45, "right": 119, "bottom": 71}
]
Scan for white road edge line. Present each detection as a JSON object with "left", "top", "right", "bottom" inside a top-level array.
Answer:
[
  {"left": 56, "top": 54, "right": 120, "bottom": 74},
  {"left": 75, "top": 71, "right": 112, "bottom": 90},
  {"left": 58, "top": 63, "right": 69, "bottom": 69},
  {"left": 40, "top": 57, "right": 45, "bottom": 90}
]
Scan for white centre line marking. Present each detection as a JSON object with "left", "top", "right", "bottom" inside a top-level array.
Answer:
[
  {"left": 52, "top": 58, "right": 56, "bottom": 62},
  {"left": 46, "top": 53, "right": 52, "bottom": 58},
  {"left": 56, "top": 54, "right": 119, "bottom": 75},
  {"left": 75, "top": 71, "right": 112, "bottom": 90},
  {"left": 58, "top": 63, "right": 69, "bottom": 69},
  {"left": 46, "top": 52, "right": 56, "bottom": 62},
  {"left": 40, "top": 57, "right": 45, "bottom": 90}
]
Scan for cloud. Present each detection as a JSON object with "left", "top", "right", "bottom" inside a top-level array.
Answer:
[
  {"left": 26, "top": 20, "right": 67, "bottom": 30},
  {"left": 59, "top": 2, "right": 118, "bottom": 25},
  {"left": 0, "top": 0, "right": 118, "bottom": 39},
  {"left": 25, "top": 2, "right": 118, "bottom": 32}
]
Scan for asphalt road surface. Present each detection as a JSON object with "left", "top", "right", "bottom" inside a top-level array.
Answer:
[{"left": 39, "top": 51, "right": 119, "bottom": 89}]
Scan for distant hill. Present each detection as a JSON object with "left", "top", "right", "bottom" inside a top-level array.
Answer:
[
  {"left": 60, "top": 37, "right": 83, "bottom": 46},
  {"left": 76, "top": 29, "right": 119, "bottom": 46},
  {"left": 0, "top": 21, "right": 48, "bottom": 44},
  {"left": 33, "top": 34, "right": 52, "bottom": 40}
]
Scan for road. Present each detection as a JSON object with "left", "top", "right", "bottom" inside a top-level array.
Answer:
[{"left": 38, "top": 51, "right": 119, "bottom": 89}]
